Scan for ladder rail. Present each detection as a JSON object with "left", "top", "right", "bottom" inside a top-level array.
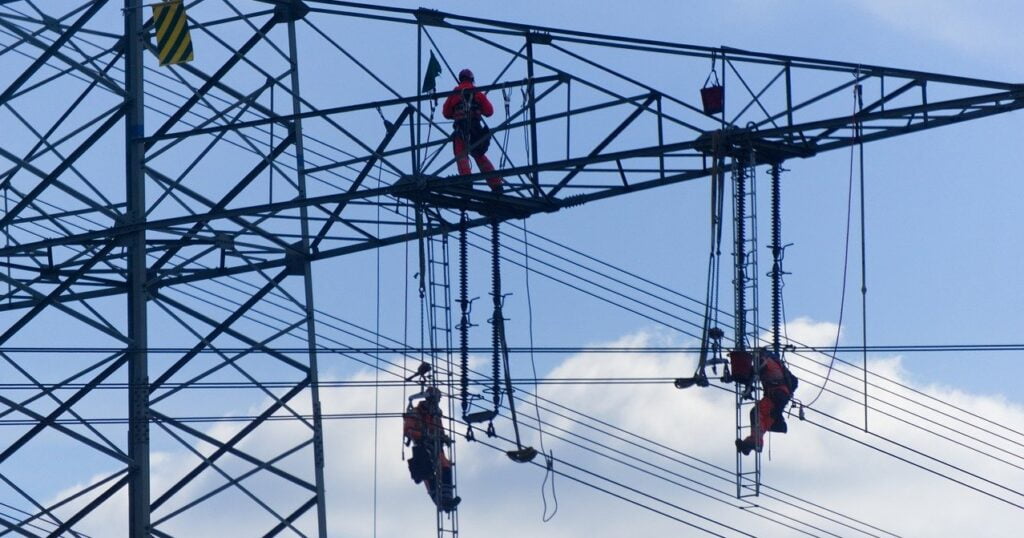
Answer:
[
  {"left": 733, "top": 154, "right": 762, "bottom": 499},
  {"left": 425, "top": 223, "right": 459, "bottom": 537}
]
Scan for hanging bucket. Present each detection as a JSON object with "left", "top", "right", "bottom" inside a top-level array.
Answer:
[{"left": 701, "top": 85, "right": 724, "bottom": 115}]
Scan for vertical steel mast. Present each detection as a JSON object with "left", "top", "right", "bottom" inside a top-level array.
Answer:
[
  {"left": 284, "top": 5, "right": 329, "bottom": 535},
  {"left": 125, "top": 1, "right": 150, "bottom": 535}
]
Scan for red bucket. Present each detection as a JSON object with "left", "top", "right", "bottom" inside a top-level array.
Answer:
[{"left": 700, "top": 85, "right": 724, "bottom": 115}]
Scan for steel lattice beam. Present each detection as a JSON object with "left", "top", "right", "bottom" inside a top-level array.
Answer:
[{"left": 0, "top": 1, "right": 1021, "bottom": 536}]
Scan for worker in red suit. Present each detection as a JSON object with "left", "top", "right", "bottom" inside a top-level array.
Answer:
[
  {"left": 404, "top": 387, "right": 461, "bottom": 512},
  {"left": 442, "top": 68, "right": 502, "bottom": 192},
  {"left": 736, "top": 349, "right": 794, "bottom": 455}
]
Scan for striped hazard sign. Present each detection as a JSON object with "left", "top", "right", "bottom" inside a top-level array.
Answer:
[{"left": 152, "top": 0, "right": 193, "bottom": 66}]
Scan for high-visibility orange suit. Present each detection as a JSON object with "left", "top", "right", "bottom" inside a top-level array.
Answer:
[
  {"left": 736, "top": 351, "right": 792, "bottom": 455},
  {"left": 403, "top": 389, "right": 460, "bottom": 511},
  {"left": 442, "top": 68, "right": 502, "bottom": 191}
]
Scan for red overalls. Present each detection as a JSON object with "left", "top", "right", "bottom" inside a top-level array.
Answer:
[
  {"left": 442, "top": 81, "right": 502, "bottom": 191},
  {"left": 742, "top": 355, "right": 791, "bottom": 450},
  {"left": 403, "top": 400, "right": 456, "bottom": 509}
]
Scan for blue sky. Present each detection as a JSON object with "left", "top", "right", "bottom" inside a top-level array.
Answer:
[{"left": 2, "top": 1, "right": 1023, "bottom": 536}]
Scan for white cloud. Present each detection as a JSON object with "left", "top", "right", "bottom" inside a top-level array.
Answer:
[{"left": 43, "top": 322, "right": 1024, "bottom": 537}]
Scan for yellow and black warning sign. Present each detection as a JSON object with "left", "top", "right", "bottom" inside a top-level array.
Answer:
[{"left": 152, "top": 0, "right": 194, "bottom": 66}]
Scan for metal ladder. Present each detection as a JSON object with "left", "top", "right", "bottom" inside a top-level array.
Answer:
[
  {"left": 424, "top": 216, "right": 459, "bottom": 537},
  {"left": 731, "top": 154, "right": 762, "bottom": 498}
]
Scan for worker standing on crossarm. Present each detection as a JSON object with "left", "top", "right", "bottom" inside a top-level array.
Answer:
[
  {"left": 404, "top": 387, "right": 461, "bottom": 512},
  {"left": 443, "top": 68, "right": 503, "bottom": 192},
  {"left": 736, "top": 349, "right": 797, "bottom": 455}
]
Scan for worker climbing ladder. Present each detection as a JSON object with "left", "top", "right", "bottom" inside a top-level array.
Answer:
[
  {"left": 732, "top": 153, "right": 762, "bottom": 498},
  {"left": 423, "top": 211, "right": 460, "bottom": 537}
]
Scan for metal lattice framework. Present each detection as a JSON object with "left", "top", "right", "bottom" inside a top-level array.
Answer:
[{"left": 0, "top": 1, "right": 1021, "bottom": 536}]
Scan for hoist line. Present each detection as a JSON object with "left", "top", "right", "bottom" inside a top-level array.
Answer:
[
  {"left": 695, "top": 131, "right": 724, "bottom": 376},
  {"left": 523, "top": 219, "right": 557, "bottom": 521},
  {"left": 805, "top": 82, "right": 860, "bottom": 409},
  {"left": 372, "top": 159, "right": 383, "bottom": 538},
  {"left": 857, "top": 83, "right": 870, "bottom": 433}
]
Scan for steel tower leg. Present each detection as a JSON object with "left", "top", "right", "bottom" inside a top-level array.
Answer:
[
  {"left": 125, "top": 1, "right": 150, "bottom": 535},
  {"left": 287, "top": 16, "right": 329, "bottom": 538}
]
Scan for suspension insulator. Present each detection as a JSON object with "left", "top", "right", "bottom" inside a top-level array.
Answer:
[
  {"left": 733, "top": 160, "right": 747, "bottom": 349},
  {"left": 459, "top": 211, "right": 470, "bottom": 414},
  {"left": 490, "top": 220, "right": 502, "bottom": 412},
  {"left": 770, "top": 163, "right": 782, "bottom": 356}
]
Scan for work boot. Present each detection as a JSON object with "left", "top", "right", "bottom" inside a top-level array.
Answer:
[
  {"left": 770, "top": 416, "right": 788, "bottom": 433},
  {"left": 735, "top": 438, "right": 755, "bottom": 456},
  {"left": 487, "top": 177, "right": 503, "bottom": 193}
]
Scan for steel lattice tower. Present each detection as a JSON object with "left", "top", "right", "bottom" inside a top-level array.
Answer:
[{"left": 0, "top": 1, "right": 1021, "bottom": 535}]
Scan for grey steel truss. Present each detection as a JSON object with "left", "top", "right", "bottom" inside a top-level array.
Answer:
[{"left": 0, "top": 1, "right": 1021, "bottom": 536}]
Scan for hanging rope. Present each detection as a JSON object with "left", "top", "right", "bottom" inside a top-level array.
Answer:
[
  {"left": 523, "top": 220, "right": 558, "bottom": 520},
  {"left": 372, "top": 159, "right": 382, "bottom": 538},
  {"left": 858, "top": 81, "right": 869, "bottom": 432},
  {"left": 401, "top": 205, "right": 411, "bottom": 461},
  {"left": 489, "top": 219, "right": 538, "bottom": 463},
  {"left": 268, "top": 76, "right": 275, "bottom": 204},
  {"left": 500, "top": 88, "right": 512, "bottom": 170},
  {"left": 805, "top": 81, "right": 862, "bottom": 409},
  {"left": 703, "top": 132, "right": 725, "bottom": 378}
]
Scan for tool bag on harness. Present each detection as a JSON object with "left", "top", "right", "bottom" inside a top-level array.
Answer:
[
  {"left": 728, "top": 350, "right": 754, "bottom": 385},
  {"left": 407, "top": 444, "right": 434, "bottom": 484},
  {"left": 781, "top": 361, "right": 799, "bottom": 393}
]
